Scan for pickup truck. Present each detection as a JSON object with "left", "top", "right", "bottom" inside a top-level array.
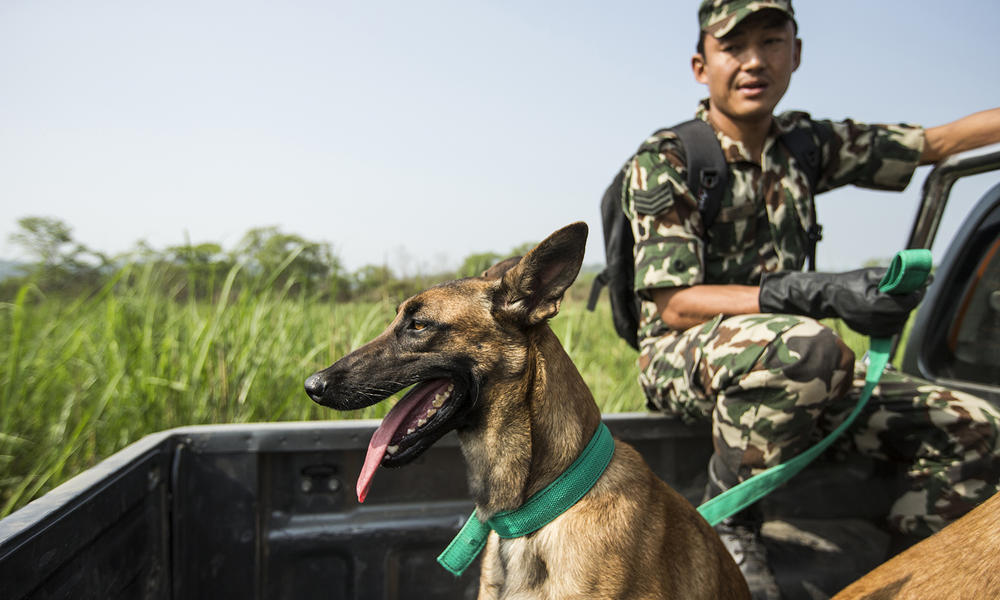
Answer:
[{"left": 2, "top": 151, "right": 999, "bottom": 600}]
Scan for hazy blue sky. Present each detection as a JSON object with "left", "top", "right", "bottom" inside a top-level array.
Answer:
[{"left": 2, "top": 0, "right": 998, "bottom": 273}]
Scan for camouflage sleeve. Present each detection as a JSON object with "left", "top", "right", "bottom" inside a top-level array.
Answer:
[
  {"left": 814, "top": 118, "right": 925, "bottom": 193},
  {"left": 624, "top": 133, "right": 706, "bottom": 296}
]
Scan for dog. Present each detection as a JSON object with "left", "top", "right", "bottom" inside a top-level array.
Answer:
[
  {"left": 304, "top": 222, "right": 749, "bottom": 599},
  {"left": 832, "top": 490, "right": 1000, "bottom": 599}
]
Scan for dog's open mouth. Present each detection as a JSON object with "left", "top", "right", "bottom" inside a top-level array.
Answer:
[{"left": 356, "top": 378, "right": 460, "bottom": 503}]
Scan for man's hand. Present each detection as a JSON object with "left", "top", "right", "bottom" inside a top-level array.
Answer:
[{"left": 758, "top": 268, "right": 927, "bottom": 337}]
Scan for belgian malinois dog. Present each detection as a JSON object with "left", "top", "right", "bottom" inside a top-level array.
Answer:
[{"left": 304, "top": 222, "right": 749, "bottom": 599}]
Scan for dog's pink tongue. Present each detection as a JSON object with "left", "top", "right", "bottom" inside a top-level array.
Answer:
[
  {"left": 356, "top": 379, "right": 452, "bottom": 503},
  {"left": 357, "top": 396, "right": 416, "bottom": 503}
]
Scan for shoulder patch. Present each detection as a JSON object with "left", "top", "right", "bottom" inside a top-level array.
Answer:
[{"left": 633, "top": 183, "right": 673, "bottom": 216}]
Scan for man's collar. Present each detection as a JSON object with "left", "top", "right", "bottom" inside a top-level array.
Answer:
[
  {"left": 695, "top": 99, "right": 754, "bottom": 163},
  {"left": 695, "top": 98, "right": 793, "bottom": 164}
]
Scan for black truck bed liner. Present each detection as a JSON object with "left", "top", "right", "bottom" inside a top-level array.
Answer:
[{"left": 1, "top": 413, "right": 897, "bottom": 599}]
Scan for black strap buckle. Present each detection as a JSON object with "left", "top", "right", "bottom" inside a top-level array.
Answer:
[{"left": 700, "top": 168, "right": 720, "bottom": 189}]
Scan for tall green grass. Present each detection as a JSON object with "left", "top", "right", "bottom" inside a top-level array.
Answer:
[
  {"left": 0, "top": 263, "right": 400, "bottom": 516},
  {"left": 0, "top": 265, "right": 891, "bottom": 517}
]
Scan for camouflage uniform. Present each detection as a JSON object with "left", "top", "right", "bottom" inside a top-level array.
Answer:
[{"left": 627, "top": 101, "right": 1000, "bottom": 536}]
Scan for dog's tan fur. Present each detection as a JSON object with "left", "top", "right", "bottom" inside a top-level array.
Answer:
[
  {"left": 832, "top": 490, "right": 1000, "bottom": 600},
  {"left": 306, "top": 223, "right": 749, "bottom": 599}
]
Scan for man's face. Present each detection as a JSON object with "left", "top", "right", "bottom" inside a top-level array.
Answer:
[{"left": 692, "top": 11, "right": 801, "bottom": 125}]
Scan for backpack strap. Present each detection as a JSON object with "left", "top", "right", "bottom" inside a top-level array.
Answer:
[
  {"left": 778, "top": 122, "right": 831, "bottom": 271},
  {"left": 670, "top": 119, "right": 729, "bottom": 231},
  {"left": 585, "top": 119, "right": 830, "bottom": 347},
  {"left": 664, "top": 119, "right": 830, "bottom": 270}
]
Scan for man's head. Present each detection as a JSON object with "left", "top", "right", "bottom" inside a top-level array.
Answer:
[{"left": 692, "top": 0, "right": 801, "bottom": 127}]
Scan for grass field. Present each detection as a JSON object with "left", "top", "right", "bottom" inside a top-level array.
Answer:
[{"left": 0, "top": 266, "right": 883, "bottom": 517}]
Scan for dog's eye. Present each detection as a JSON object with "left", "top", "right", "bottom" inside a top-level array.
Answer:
[{"left": 410, "top": 320, "right": 427, "bottom": 331}]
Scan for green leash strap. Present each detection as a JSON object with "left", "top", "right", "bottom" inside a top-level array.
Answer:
[
  {"left": 437, "top": 422, "right": 616, "bottom": 576},
  {"left": 697, "top": 249, "right": 933, "bottom": 526}
]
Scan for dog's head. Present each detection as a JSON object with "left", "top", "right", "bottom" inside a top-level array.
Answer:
[{"left": 303, "top": 222, "right": 588, "bottom": 501}]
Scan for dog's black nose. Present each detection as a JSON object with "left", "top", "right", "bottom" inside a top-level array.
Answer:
[{"left": 304, "top": 373, "right": 327, "bottom": 400}]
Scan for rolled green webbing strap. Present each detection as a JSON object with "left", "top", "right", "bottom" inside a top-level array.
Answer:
[
  {"left": 879, "top": 248, "right": 933, "bottom": 294},
  {"left": 697, "top": 249, "right": 932, "bottom": 526}
]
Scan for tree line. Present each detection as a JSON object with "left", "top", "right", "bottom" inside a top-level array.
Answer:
[{"left": 1, "top": 216, "right": 536, "bottom": 302}]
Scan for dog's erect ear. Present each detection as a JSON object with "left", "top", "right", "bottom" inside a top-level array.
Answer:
[
  {"left": 493, "top": 222, "right": 588, "bottom": 326},
  {"left": 480, "top": 256, "right": 522, "bottom": 280}
]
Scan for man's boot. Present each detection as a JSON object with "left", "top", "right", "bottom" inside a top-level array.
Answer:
[{"left": 704, "top": 454, "right": 782, "bottom": 600}]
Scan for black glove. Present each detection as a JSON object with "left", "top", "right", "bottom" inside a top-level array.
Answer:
[{"left": 758, "top": 268, "right": 927, "bottom": 337}]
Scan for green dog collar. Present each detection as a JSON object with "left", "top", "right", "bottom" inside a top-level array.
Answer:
[{"left": 437, "top": 422, "right": 615, "bottom": 577}]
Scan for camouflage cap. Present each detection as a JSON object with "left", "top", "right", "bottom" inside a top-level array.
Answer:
[{"left": 698, "top": 0, "right": 795, "bottom": 38}]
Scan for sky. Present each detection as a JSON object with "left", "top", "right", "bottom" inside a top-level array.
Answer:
[{"left": 2, "top": 0, "right": 999, "bottom": 275}]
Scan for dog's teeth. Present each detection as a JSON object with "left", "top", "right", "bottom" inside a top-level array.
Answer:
[
  {"left": 387, "top": 445, "right": 399, "bottom": 455},
  {"left": 417, "top": 418, "right": 427, "bottom": 427},
  {"left": 406, "top": 428, "right": 415, "bottom": 435},
  {"left": 426, "top": 408, "right": 437, "bottom": 418},
  {"left": 447, "top": 383, "right": 454, "bottom": 393},
  {"left": 432, "top": 395, "right": 444, "bottom": 408}
]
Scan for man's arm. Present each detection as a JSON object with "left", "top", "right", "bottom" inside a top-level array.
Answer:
[
  {"left": 650, "top": 284, "right": 760, "bottom": 331},
  {"left": 652, "top": 270, "right": 926, "bottom": 337},
  {"left": 921, "top": 108, "right": 1000, "bottom": 165}
]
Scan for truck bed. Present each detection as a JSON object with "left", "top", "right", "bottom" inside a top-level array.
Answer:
[{"left": 1, "top": 413, "right": 898, "bottom": 600}]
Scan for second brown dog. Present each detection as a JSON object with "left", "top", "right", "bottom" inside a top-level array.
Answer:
[{"left": 832, "top": 490, "right": 1000, "bottom": 599}]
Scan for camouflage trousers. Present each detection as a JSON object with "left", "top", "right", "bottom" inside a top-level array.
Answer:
[{"left": 639, "top": 313, "right": 1000, "bottom": 537}]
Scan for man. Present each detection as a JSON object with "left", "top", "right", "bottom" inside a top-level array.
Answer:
[{"left": 624, "top": 1, "right": 1000, "bottom": 598}]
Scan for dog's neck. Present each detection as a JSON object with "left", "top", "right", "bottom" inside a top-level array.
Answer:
[{"left": 457, "top": 324, "right": 602, "bottom": 519}]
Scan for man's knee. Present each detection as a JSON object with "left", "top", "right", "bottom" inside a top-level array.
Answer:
[
  {"left": 710, "top": 318, "right": 855, "bottom": 473},
  {"left": 772, "top": 320, "right": 855, "bottom": 398}
]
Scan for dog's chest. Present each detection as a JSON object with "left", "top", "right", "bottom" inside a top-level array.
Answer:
[
  {"left": 489, "top": 526, "right": 588, "bottom": 599},
  {"left": 496, "top": 537, "right": 548, "bottom": 592}
]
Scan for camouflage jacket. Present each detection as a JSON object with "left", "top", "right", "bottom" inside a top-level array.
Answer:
[{"left": 625, "top": 100, "right": 925, "bottom": 342}]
